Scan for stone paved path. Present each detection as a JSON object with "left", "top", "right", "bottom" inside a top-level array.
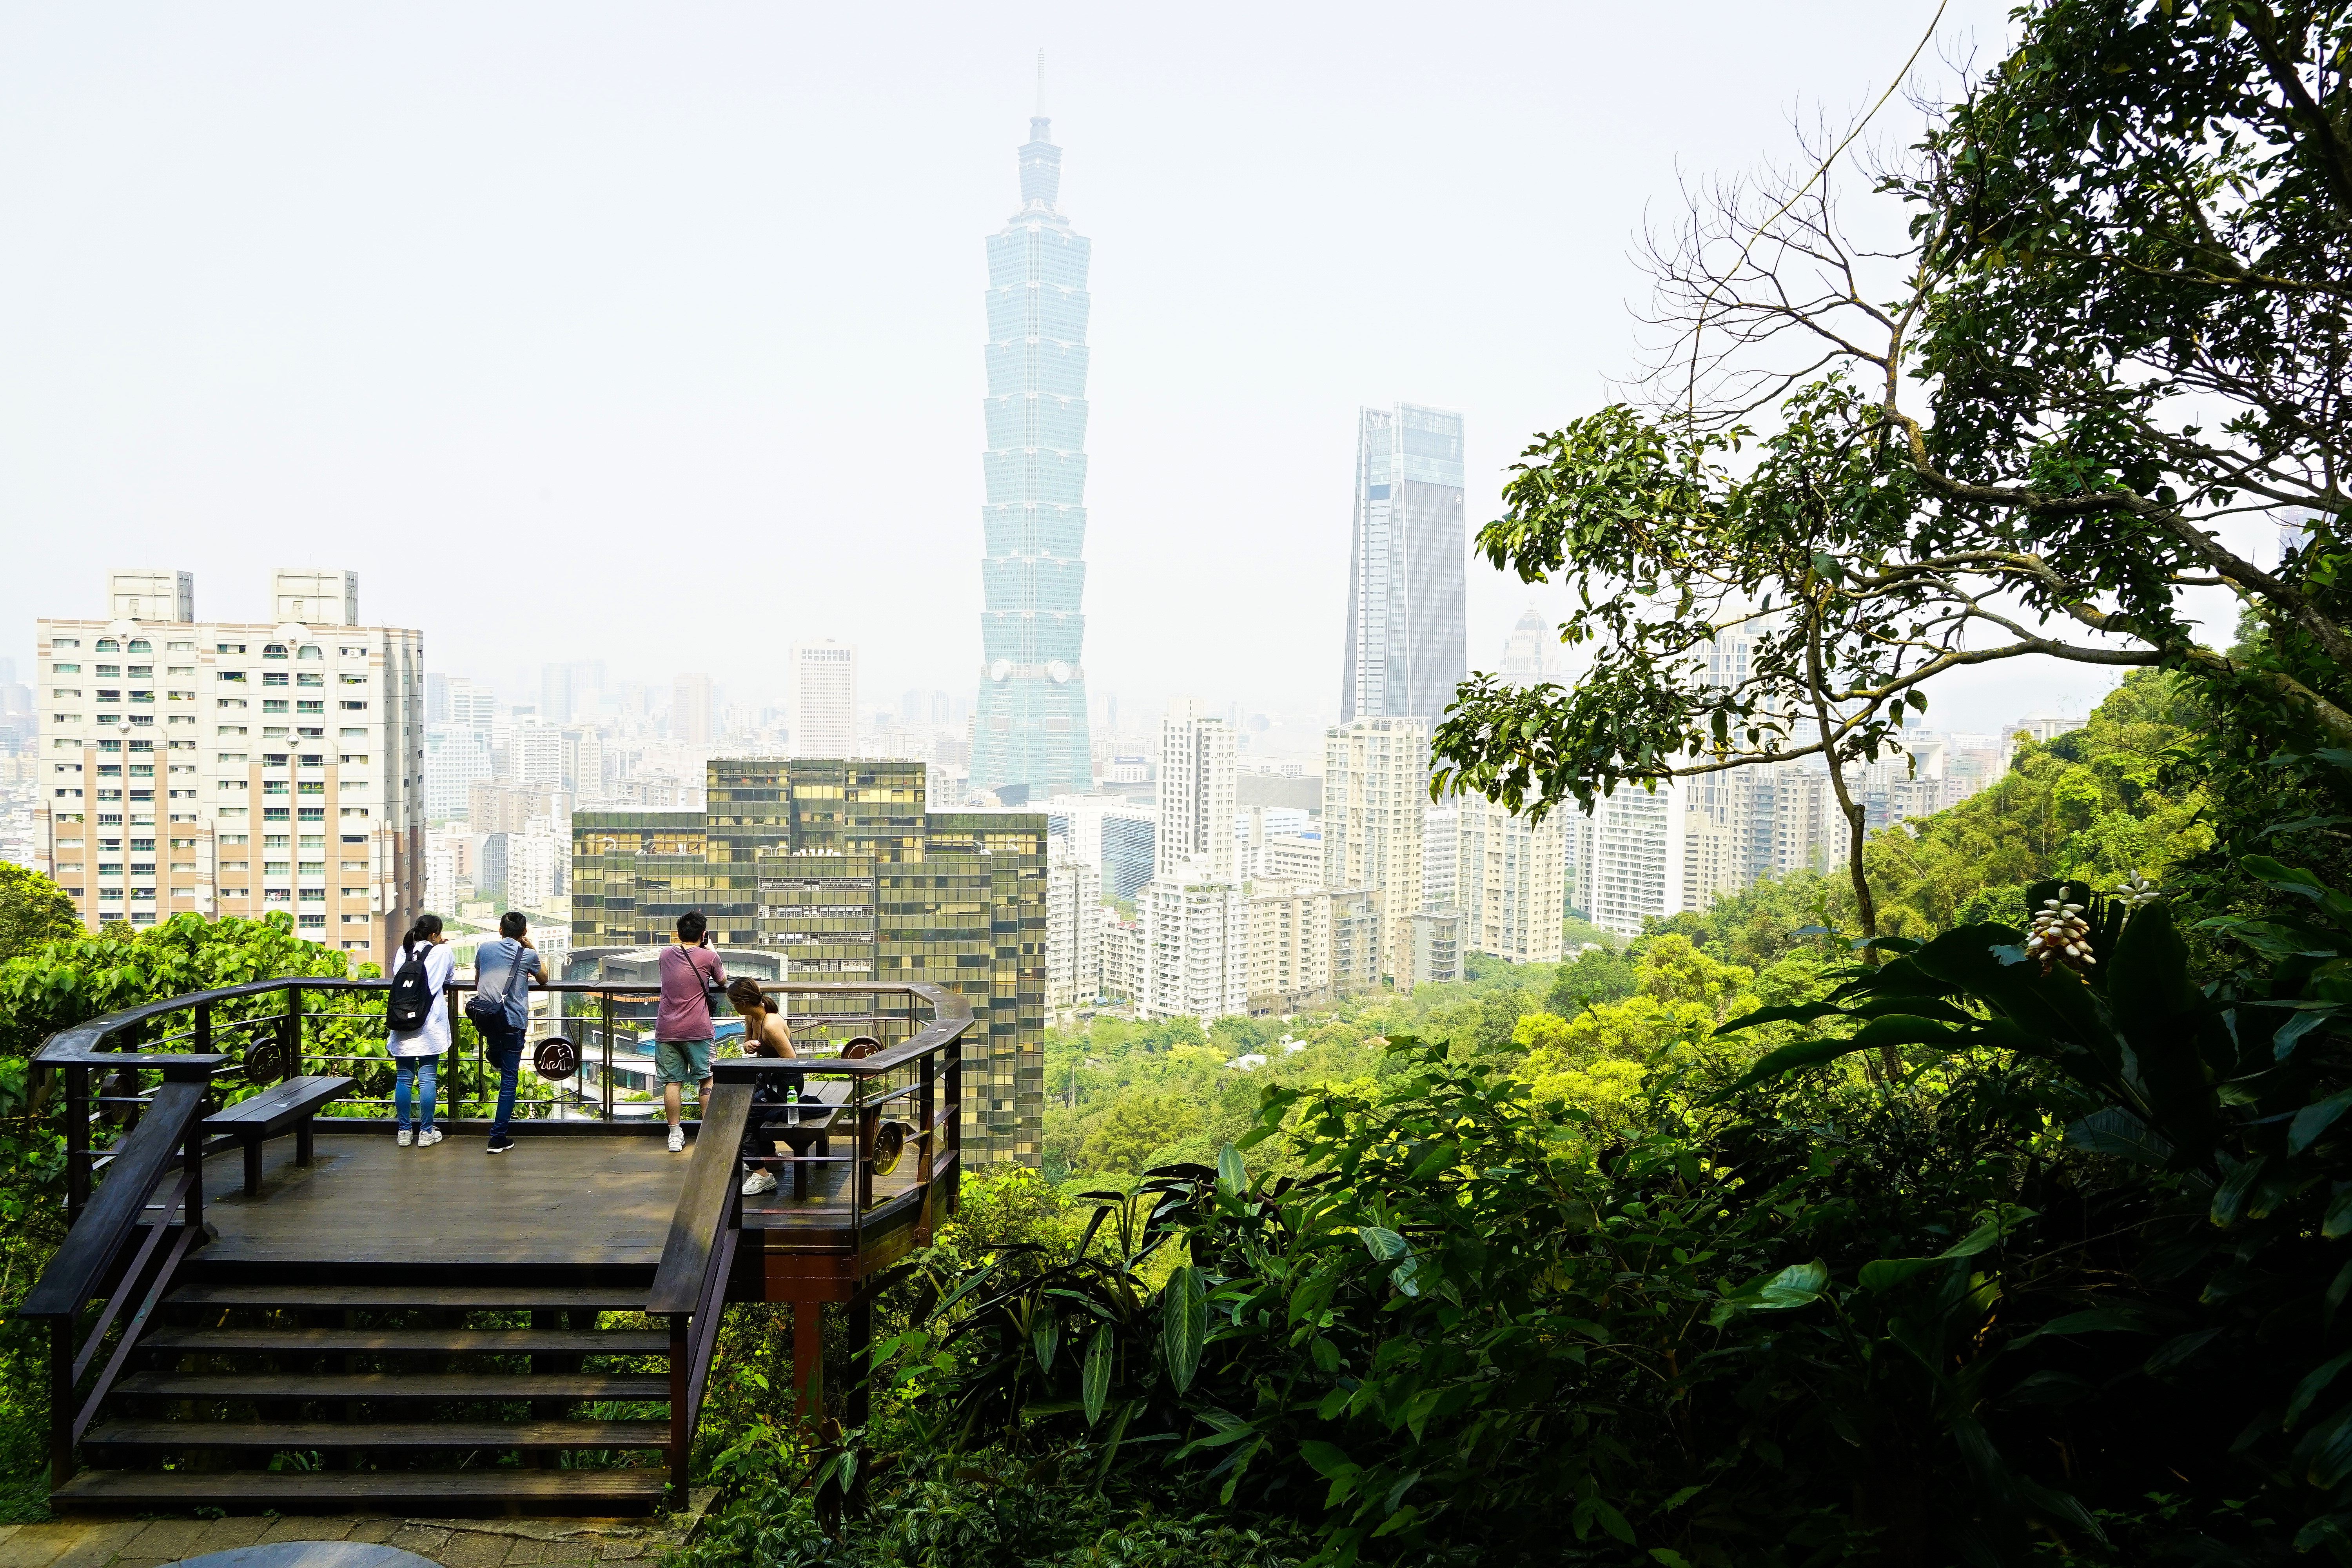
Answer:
[{"left": 0, "top": 1494, "right": 713, "bottom": 1568}]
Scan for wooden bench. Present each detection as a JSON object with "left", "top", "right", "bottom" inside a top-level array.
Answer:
[{"left": 205, "top": 1075, "right": 353, "bottom": 1197}]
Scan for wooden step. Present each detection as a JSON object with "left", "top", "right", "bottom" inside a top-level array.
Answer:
[
  {"left": 169, "top": 1283, "right": 649, "bottom": 1312},
  {"left": 86, "top": 1419, "right": 670, "bottom": 1454},
  {"left": 139, "top": 1327, "right": 669, "bottom": 1355},
  {"left": 113, "top": 1372, "right": 669, "bottom": 1403},
  {"left": 51, "top": 1466, "right": 669, "bottom": 1516}
]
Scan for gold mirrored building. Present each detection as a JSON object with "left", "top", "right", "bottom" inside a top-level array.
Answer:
[{"left": 571, "top": 759, "right": 1045, "bottom": 1164}]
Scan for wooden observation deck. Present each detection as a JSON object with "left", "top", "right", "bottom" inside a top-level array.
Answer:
[{"left": 19, "top": 976, "right": 969, "bottom": 1516}]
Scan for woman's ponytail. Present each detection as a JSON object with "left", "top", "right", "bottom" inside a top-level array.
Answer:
[{"left": 404, "top": 913, "right": 444, "bottom": 949}]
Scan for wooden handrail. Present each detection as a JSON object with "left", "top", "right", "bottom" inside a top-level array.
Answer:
[
  {"left": 648, "top": 1083, "right": 753, "bottom": 1316},
  {"left": 22, "top": 1083, "right": 205, "bottom": 1319}
]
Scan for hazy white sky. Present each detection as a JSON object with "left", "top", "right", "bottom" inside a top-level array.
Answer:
[{"left": 2, "top": 0, "right": 2150, "bottom": 738}]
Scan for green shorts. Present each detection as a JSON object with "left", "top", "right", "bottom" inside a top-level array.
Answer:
[{"left": 654, "top": 1038, "right": 713, "bottom": 1086}]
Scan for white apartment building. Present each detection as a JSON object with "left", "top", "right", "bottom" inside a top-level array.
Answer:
[
  {"left": 1139, "top": 867, "right": 1248, "bottom": 1022},
  {"left": 1422, "top": 804, "right": 1459, "bottom": 907},
  {"left": 1455, "top": 794, "right": 1569, "bottom": 964},
  {"left": 35, "top": 569, "right": 425, "bottom": 963},
  {"left": 1156, "top": 696, "right": 1236, "bottom": 881},
  {"left": 1323, "top": 717, "right": 1428, "bottom": 980},
  {"left": 1246, "top": 882, "right": 1335, "bottom": 1009},
  {"left": 1099, "top": 909, "right": 1143, "bottom": 1003},
  {"left": 1264, "top": 832, "right": 1325, "bottom": 886},
  {"left": 423, "top": 724, "right": 494, "bottom": 822},
  {"left": 791, "top": 643, "right": 857, "bottom": 757},
  {"left": 1234, "top": 804, "right": 1312, "bottom": 884},
  {"left": 1045, "top": 853, "right": 1102, "bottom": 1011},
  {"left": 1576, "top": 784, "right": 1681, "bottom": 938},
  {"left": 506, "top": 822, "right": 566, "bottom": 913},
  {"left": 510, "top": 720, "right": 563, "bottom": 788}
]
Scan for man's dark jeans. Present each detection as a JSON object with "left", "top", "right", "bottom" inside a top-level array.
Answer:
[{"left": 482, "top": 1018, "right": 527, "bottom": 1142}]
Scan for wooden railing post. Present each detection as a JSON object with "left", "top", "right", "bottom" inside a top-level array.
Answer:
[
  {"left": 601, "top": 991, "right": 615, "bottom": 1121},
  {"left": 181, "top": 1097, "right": 205, "bottom": 1236},
  {"left": 283, "top": 984, "right": 301, "bottom": 1082},
  {"left": 64, "top": 1067, "right": 89, "bottom": 1222},
  {"left": 666, "top": 1311, "right": 689, "bottom": 1502},
  {"left": 49, "top": 1315, "right": 73, "bottom": 1489}
]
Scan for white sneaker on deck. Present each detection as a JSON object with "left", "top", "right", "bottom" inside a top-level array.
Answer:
[
  {"left": 740, "top": 1169, "right": 778, "bottom": 1196},
  {"left": 666, "top": 1126, "right": 685, "bottom": 1153},
  {"left": 397, "top": 1128, "right": 414, "bottom": 1147},
  {"left": 416, "top": 1128, "right": 443, "bottom": 1148}
]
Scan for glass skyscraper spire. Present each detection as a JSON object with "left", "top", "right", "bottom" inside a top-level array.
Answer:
[{"left": 973, "top": 115, "right": 1094, "bottom": 802}]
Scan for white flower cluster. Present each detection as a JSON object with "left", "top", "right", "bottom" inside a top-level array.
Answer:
[
  {"left": 2027, "top": 897, "right": 2096, "bottom": 973},
  {"left": 2112, "top": 869, "right": 2161, "bottom": 908}
]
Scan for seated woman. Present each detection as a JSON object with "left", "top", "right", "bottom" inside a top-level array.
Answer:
[{"left": 727, "top": 978, "right": 801, "bottom": 1197}]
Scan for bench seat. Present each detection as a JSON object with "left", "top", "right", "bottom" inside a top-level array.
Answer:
[{"left": 205, "top": 1075, "right": 353, "bottom": 1196}]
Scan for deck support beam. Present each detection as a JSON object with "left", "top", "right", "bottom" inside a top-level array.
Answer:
[{"left": 793, "top": 1302, "right": 824, "bottom": 1424}]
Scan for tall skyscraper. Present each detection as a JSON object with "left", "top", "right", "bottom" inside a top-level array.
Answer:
[
  {"left": 1341, "top": 405, "right": 1468, "bottom": 722},
  {"left": 34, "top": 569, "right": 425, "bottom": 962},
  {"left": 1155, "top": 695, "right": 1235, "bottom": 881},
  {"left": 973, "top": 112, "right": 1094, "bottom": 803},
  {"left": 672, "top": 673, "right": 716, "bottom": 746},
  {"left": 791, "top": 642, "right": 857, "bottom": 757}
]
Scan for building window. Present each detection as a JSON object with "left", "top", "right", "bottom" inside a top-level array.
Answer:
[{"left": 52, "top": 637, "right": 80, "bottom": 649}]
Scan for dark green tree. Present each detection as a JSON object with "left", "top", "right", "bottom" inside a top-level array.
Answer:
[{"left": 0, "top": 865, "right": 80, "bottom": 968}]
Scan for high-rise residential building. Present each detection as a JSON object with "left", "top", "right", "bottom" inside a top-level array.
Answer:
[
  {"left": 1155, "top": 696, "right": 1235, "bottom": 881},
  {"left": 33, "top": 569, "right": 424, "bottom": 962},
  {"left": 1098, "top": 909, "right": 1143, "bottom": 1003},
  {"left": 509, "top": 720, "right": 563, "bottom": 788},
  {"left": 1246, "top": 882, "right": 1338, "bottom": 1011},
  {"left": 791, "top": 643, "right": 857, "bottom": 757},
  {"left": 1341, "top": 405, "right": 1466, "bottom": 723},
  {"left": 1455, "top": 793, "right": 1569, "bottom": 964},
  {"left": 672, "top": 673, "right": 717, "bottom": 747},
  {"left": 973, "top": 113, "right": 1095, "bottom": 802},
  {"left": 1408, "top": 907, "right": 1464, "bottom": 986},
  {"left": 1323, "top": 716, "right": 1430, "bottom": 979},
  {"left": 560, "top": 726, "right": 603, "bottom": 795},
  {"left": 1045, "top": 852, "right": 1101, "bottom": 1010},
  {"left": 1139, "top": 866, "right": 1247, "bottom": 1022},
  {"left": 572, "top": 759, "right": 1046, "bottom": 1164},
  {"left": 1421, "top": 804, "right": 1459, "bottom": 907},
  {"left": 423, "top": 723, "right": 494, "bottom": 822}
]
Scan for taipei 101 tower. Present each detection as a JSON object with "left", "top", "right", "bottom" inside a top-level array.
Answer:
[{"left": 971, "top": 67, "right": 1094, "bottom": 804}]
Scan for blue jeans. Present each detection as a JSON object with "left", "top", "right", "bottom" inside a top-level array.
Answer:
[
  {"left": 394, "top": 1055, "right": 437, "bottom": 1131},
  {"left": 482, "top": 1020, "right": 526, "bottom": 1140}
]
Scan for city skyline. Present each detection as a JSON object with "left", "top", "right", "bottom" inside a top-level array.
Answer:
[{"left": 0, "top": 2, "right": 2155, "bottom": 741}]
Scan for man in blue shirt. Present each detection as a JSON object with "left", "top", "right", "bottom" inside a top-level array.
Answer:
[{"left": 473, "top": 911, "right": 550, "bottom": 1155}]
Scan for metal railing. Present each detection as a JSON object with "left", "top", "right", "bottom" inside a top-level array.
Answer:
[{"left": 33, "top": 976, "right": 974, "bottom": 1231}]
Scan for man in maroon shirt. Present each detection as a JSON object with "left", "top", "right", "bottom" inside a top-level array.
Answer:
[{"left": 656, "top": 911, "right": 725, "bottom": 1152}]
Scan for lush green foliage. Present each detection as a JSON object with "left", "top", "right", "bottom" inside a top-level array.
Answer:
[{"left": 0, "top": 867, "right": 79, "bottom": 970}]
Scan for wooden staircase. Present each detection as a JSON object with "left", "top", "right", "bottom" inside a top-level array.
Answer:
[{"left": 51, "top": 1274, "right": 675, "bottom": 1516}]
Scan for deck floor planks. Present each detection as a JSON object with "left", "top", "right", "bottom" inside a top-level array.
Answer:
[{"left": 190, "top": 1124, "right": 925, "bottom": 1266}]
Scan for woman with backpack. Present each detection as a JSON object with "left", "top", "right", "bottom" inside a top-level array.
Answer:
[
  {"left": 385, "top": 914, "right": 454, "bottom": 1148},
  {"left": 726, "top": 977, "right": 799, "bottom": 1197}
]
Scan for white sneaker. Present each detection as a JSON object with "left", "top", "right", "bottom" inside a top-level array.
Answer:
[
  {"left": 416, "top": 1128, "right": 443, "bottom": 1148},
  {"left": 397, "top": 1128, "right": 414, "bottom": 1147},
  {"left": 667, "top": 1126, "right": 685, "bottom": 1153},
  {"left": 740, "top": 1169, "right": 777, "bottom": 1196}
]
